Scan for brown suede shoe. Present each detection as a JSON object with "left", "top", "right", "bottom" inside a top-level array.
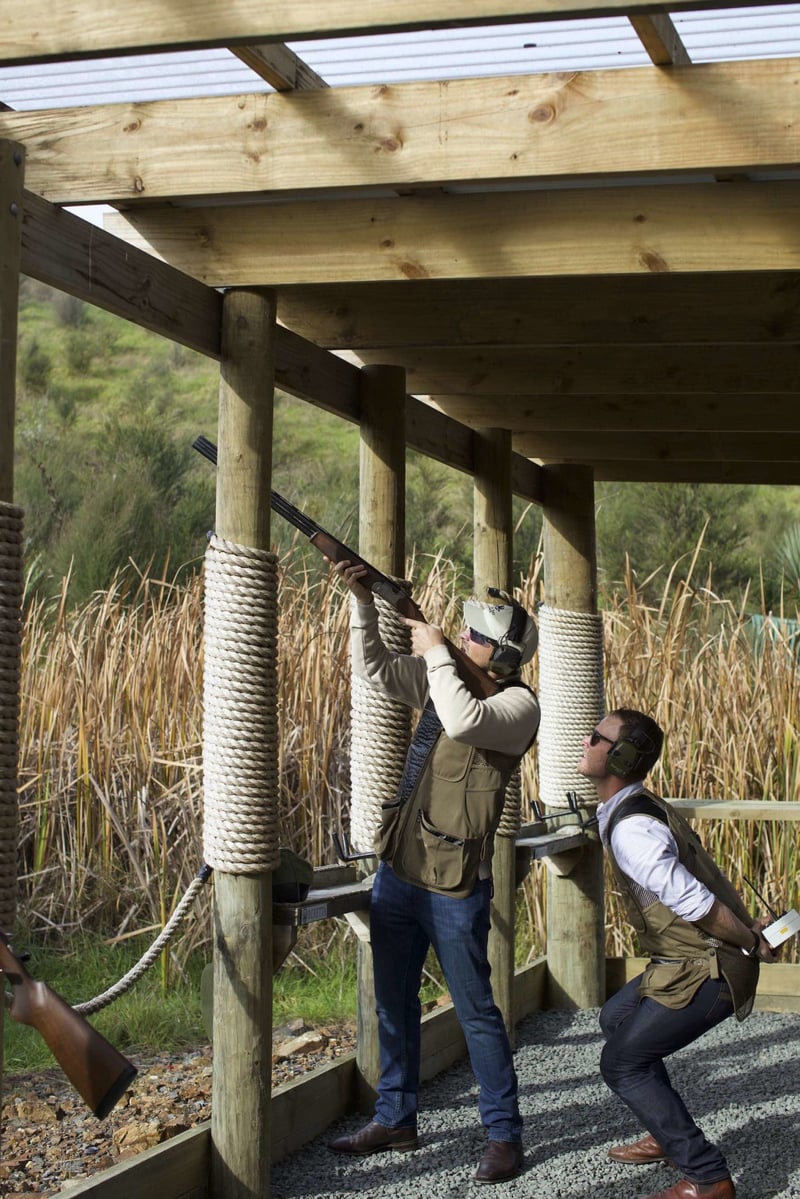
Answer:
[
  {"left": 328, "top": 1120, "right": 418, "bottom": 1155},
  {"left": 638, "top": 1178, "right": 735, "bottom": 1199},
  {"left": 608, "top": 1133, "right": 668, "bottom": 1164},
  {"left": 474, "top": 1139, "right": 524, "bottom": 1184}
]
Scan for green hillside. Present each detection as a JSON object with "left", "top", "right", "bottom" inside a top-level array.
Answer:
[{"left": 13, "top": 278, "right": 800, "bottom": 608}]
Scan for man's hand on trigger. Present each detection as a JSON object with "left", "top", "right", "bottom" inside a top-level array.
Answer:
[
  {"left": 400, "top": 616, "right": 445, "bottom": 657},
  {"left": 327, "top": 558, "right": 373, "bottom": 605}
]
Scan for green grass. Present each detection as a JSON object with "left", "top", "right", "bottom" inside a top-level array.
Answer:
[{"left": 2, "top": 931, "right": 208, "bottom": 1075}]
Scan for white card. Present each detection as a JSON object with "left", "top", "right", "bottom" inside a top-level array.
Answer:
[{"left": 763, "top": 908, "right": 800, "bottom": 948}]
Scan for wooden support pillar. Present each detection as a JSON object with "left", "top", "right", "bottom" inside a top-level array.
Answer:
[
  {"left": 355, "top": 363, "right": 407, "bottom": 1112},
  {"left": 0, "top": 138, "right": 24, "bottom": 1119},
  {"left": 0, "top": 142, "right": 23, "bottom": 500},
  {"left": 541, "top": 464, "right": 605, "bottom": 1009},
  {"left": 211, "top": 288, "right": 276, "bottom": 1199},
  {"left": 473, "top": 428, "right": 516, "bottom": 1039}
]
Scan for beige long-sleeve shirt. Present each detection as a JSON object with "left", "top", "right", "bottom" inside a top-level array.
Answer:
[{"left": 349, "top": 598, "right": 539, "bottom": 756}]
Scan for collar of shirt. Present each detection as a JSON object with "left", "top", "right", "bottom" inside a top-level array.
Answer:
[{"left": 597, "top": 781, "right": 648, "bottom": 847}]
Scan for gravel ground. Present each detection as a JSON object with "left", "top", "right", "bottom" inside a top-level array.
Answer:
[
  {"left": 273, "top": 1009, "right": 800, "bottom": 1199},
  {"left": 2, "top": 1010, "right": 798, "bottom": 1197}
]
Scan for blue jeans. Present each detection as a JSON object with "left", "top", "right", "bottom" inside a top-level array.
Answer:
[
  {"left": 600, "top": 972, "right": 735, "bottom": 1183},
  {"left": 370, "top": 861, "right": 521, "bottom": 1141}
]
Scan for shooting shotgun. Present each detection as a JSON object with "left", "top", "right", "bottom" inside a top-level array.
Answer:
[
  {"left": 0, "top": 927, "right": 137, "bottom": 1118},
  {"left": 193, "top": 434, "right": 499, "bottom": 700}
]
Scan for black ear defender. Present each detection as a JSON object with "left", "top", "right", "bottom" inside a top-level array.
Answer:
[
  {"left": 486, "top": 587, "right": 528, "bottom": 672},
  {"left": 606, "top": 729, "right": 659, "bottom": 779}
]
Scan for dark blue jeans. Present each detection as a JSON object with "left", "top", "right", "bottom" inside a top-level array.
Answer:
[
  {"left": 600, "top": 972, "right": 735, "bottom": 1183},
  {"left": 370, "top": 861, "right": 521, "bottom": 1141}
]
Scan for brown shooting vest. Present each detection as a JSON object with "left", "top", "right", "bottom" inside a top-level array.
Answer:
[
  {"left": 375, "top": 687, "right": 538, "bottom": 899},
  {"left": 606, "top": 791, "right": 758, "bottom": 1020}
]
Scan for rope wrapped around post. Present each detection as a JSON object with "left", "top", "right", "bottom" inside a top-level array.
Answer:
[
  {"left": 537, "top": 604, "right": 605, "bottom": 810},
  {"left": 349, "top": 587, "right": 412, "bottom": 853},
  {"left": 0, "top": 502, "right": 23, "bottom": 932},
  {"left": 496, "top": 766, "right": 522, "bottom": 838},
  {"left": 202, "top": 535, "right": 281, "bottom": 874}
]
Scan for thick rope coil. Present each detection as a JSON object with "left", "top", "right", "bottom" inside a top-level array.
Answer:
[
  {"left": 537, "top": 604, "right": 605, "bottom": 810},
  {"left": 0, "top": 502, "right": 23, "bottom": 932},
  {"left": 349, "top": 587, "right": 412, "bottom": 853},
  {"left": 75, "top": 866, "right": 212, "bottom": 1015},
  {"left": 202, "top": 536, "right": 281, "bottom": 873},
  {"left": 497, "top": 766, "right": 522, "bottom": 838}
]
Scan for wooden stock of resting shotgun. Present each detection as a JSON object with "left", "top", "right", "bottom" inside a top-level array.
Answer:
[
  {"left": 192, "top": 435, "right": 499, "bottom": 700},
  {"left": 0, "top": 927, "right": 137, "bottom": 1118}
]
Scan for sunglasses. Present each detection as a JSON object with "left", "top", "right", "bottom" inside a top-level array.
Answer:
[
  {"left": 468, "top": 627, "right": 497, "bottom": 648},
  {"left": 589, "top": 729, "right": 616, "bottom": 748}
]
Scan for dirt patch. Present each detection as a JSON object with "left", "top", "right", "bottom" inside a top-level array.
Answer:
[{"left": 0, "top": 1021, "right": 357, "bottom": 1196}]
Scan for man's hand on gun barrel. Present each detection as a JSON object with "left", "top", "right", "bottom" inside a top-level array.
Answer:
[{"left": 329, "top": 559, "right": 445, "bottom": 656}]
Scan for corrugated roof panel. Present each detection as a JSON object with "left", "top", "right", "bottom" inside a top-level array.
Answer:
[
  {"left": 0, "top": 50, "right": 262, "bottom": 109},
  {"left": 673, "top": 3, "right": 800, "bottom": 59},
  {"left": 1, "top": 10, "right": 800, "bottom": 111},
  {"left": 291, "top": 19, "right": 650, "bottom": 79}
]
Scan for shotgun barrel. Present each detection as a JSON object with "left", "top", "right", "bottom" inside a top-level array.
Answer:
[{"left": 193, "top": 435, "right": 499, "bottom": 699}]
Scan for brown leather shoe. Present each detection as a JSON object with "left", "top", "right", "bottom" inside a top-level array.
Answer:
[
  {"left": 608, "top": 1133, "right": 668, "bottom": 1164},
  {"left": 474, "top": 1139, "right": 524, "bottom": 1184},
  {"left": 328, "top": 1120, "right": 418, "bottom": 1155},
  {"left": 638, "top": 1178, "right": 735, "bottom": 1199}
]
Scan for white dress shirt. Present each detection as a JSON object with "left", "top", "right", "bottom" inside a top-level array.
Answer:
[{"left": 598, "top": 784, "right": 716, "bottom": 923}]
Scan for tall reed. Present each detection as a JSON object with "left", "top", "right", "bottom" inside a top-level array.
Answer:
[{"left": 14, "top": 548, "right": 800, "bottom": 971}]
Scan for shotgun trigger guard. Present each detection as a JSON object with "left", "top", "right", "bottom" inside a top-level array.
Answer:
[{"left": 372, "top": 579, "right": 408, "bottom": 607}]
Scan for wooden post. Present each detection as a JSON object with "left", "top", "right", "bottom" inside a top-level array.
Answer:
[
  {"left": 355, "top": 363, "right": 407, "bottom": 1112},
  {"left": 0, "top": 138, "right": 24, "bottom": 1130},
  {"left": 0, "top": 142, "right": 23, "bottom": 500},
  {"left": 211, "top": 288, "right": 276, "bottom": 1199},
  {"left": 541, "top": 464, "right": 605, "bottom": 1009},
  {"left": 473, "top": 428, "right": 516, "bottom": 1039}
]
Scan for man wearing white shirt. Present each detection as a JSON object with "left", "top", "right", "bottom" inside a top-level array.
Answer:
[{"left": 578, "top": 708, "right": 776, "bottom": 1199}]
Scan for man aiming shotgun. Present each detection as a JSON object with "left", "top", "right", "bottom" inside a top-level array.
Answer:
[
  {"left": 193, "top": 432, "right": 540, "bottom": 1180},
  {"left": 0, "top": 927, "right": 137, "bottom": 1118}
]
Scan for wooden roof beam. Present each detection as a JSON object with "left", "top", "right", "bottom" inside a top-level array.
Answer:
[
  {"left": 103, "top": 181, "right": 800, "bottom": 284},
  {"left": 275, "top": 275, "right": 800, "bottom": 349},
  {"left": 231, "top": 44, "right": 328, "bottom": 91},
  {"left": 520, "top": 431, "right": 800, "bottom": 460},
  {"left": 377, "top": 343, "right": 800, "bottom": 395},
  {"left": 428, "top": 395, "right": 800, "bottom": 432},
  {"left": 628, "top": 14, "right": 691, "bottom": 66},
  {"left": 0, "top": 0, "right": 788, "bottom": 65},
  {"left": 592, "top": 461, "right": 800, "bottom": 483},
  {"left": 3, "top": 57, "right": 799, "bottom": 203}
]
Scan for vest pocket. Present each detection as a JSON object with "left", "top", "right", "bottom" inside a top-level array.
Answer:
[
  {"left": 374, "top": 800, "right": 403, "bottom": 859},
  {"left": 402, "top": 810, "right": 482, "bottom": 893}
]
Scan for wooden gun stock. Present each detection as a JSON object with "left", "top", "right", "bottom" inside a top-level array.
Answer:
[
  {"left": 193, "top": 435, "right": 498, "bottom": 700},
  {"left": 0, "top": 928, "right": 137, "bottom": 1119}
]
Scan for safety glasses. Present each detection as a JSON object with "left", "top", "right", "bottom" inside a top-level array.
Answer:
[
  {"left": 468, "top": 627, "right": 497, "bottom": 648},
  {"left": 589, "top": 729, "right": 616, "bottom": 748}
]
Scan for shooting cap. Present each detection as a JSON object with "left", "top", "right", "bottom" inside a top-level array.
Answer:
[{"left": 463, "top": 588, "right": 538, "bottom": 673}]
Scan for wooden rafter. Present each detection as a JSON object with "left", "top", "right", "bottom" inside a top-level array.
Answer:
[
  {"left": 102, "top": 181, "right": 800, "bottom": 284},
  {"left": 517, "top": 430, "right": 800, "bottom": 459},
  {"left": 628, "top": 14, "right": 691, "bottom": 65},
  {"left": 274, "top": 274, "right": 800, "bottom": 349},
  {"left": 230, "top": 44, "right": 328, "bottom": 90},
  {"left": 428, "top": 395, "right": 800, "bottom": 432},
  {"left": 2, "top": 57, "right": 798, "bottom": 203},
  {"left": 369, "top": 344, "right": 800, "bottom": 395}
]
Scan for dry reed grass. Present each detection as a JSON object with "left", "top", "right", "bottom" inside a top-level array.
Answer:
[{"left": 14, "top": 547, "right": 800, "bottom": 968}]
